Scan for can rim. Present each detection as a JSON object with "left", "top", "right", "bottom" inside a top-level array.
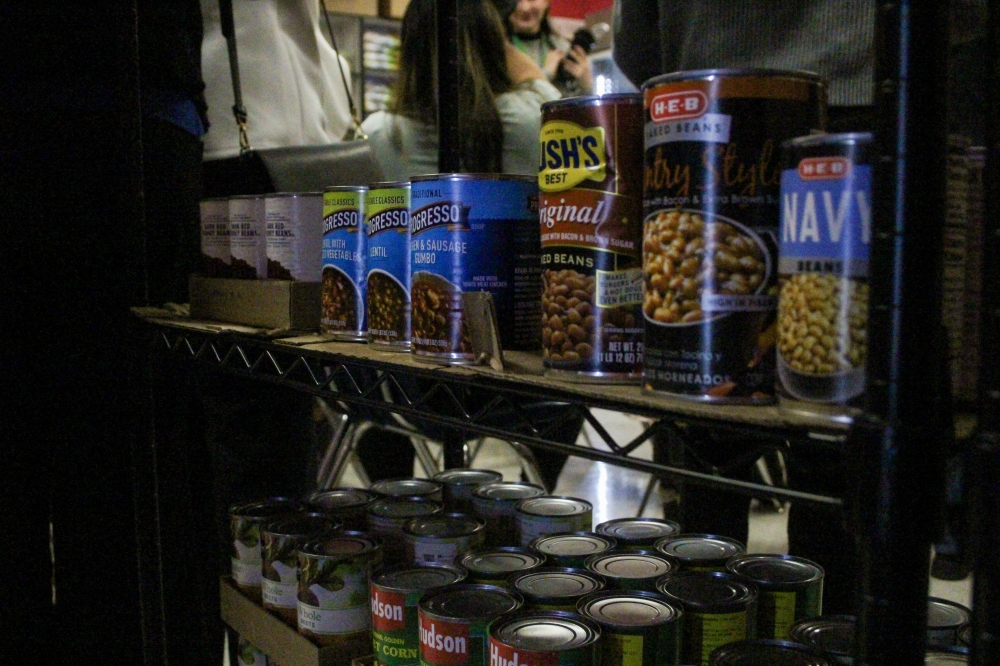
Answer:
[
  {"left": 541, "top": 93, "right": 643, "bottom": 113},
  {"left": 367, "top": 497, "right": 443, "bottom": 518},
  {"left": 298, "top": 531, "right": 380, "bottom": 557},
  {"left": 471, "top": 481, "right": 546, "bottom": 502},
  {"left": 927, "top": 596, "right": 973, "bottom": 629},
  {"left": 410, "top": 173, "right": 536, "bottom": 183},
  {"left": 370, "top": 477, "right": 443, "bottom": 498},
  {"left": 265, "top": 191, "right": 323, "bottom": 198},
  {"left": 370, "top": 563, "right": 467, "bottom": 593},
  {"left": 433, "top": 469, "right": 505, "bottom": 486},
  {"left": 576, "top": 589, "right": 682, "bottom": 629},
  {"left": 653, "top": 533, "right": 746, "bottom": 562},
  {"left": 655, "top": 570, "right": 758, "bottom": 611},
  {"left": 726, "top": 554, "right": 825, "bottom": 589},
  {"left": 709, "top": 638, "right": 836, "bottom": 665},
  {"left": 459, "top": 547, "right": 546, "bottom": 573},
  {"left": 787, "top": 614, "right": 856, "bottom": 654},
  {"left": 508, "top": 567, "right": 607, "bottom": 602},
  {"left": 642, "top": 68, "right": 827, "bottom": 90},
  {"left": 782, "top": 132, "right": 874, "bottom": 150},
  {"left": 367, "top": 181, "right": 411, "bottom": 189},
  {"left": 417, "top": 583, "right": 524, "bottom": 621},
  {"left": 323, "top": 185, "right": 369, "bottom": 193},
  {"left": 489, "top": 609, "right": 602, "bottom": 650},
  {"left": 585, "top": 552, "right": 674, "bottom": 580},
  {"left": 594, "top": 517, "right": 682, "bottom": 544},
  {"left": 403, "top": 512, "right": 486, "bottom": 539},
  {"left": 262, "top": 513, "right": 341, "bottom": 538},
  {"left": 516, "top": 496, "right": 592, "bottom": 517},
  {"left": 529, "top": 531, "right": 617, "bottom": 556}
]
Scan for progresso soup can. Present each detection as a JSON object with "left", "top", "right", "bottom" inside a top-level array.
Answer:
[
  {"left": 777, "top": 133, "right": 872, "bottom": 409},
  {"left": 726, "top": 555, "right": 824, "bottom": 641},
  {"left": 489, "top": 610, "right": 602, "bottom": 666},
  {"left": 418, "top": 584, "right": 524, "bottom": 666},
  {"left": 322, "top": 185, "right": 368, "bottom": 340},
  {"left": 577, "top": 590, "right": 683, "bottom": 666},
  {"left": 409, "top": 174, "right": 541, "bottom": 363},
  {"left": 367, "top": 182, "right": 412, "bottom": 351},
  {"left": 538, "top": 94, "right": 645, "bottom": 382},
  {"left": 641, "top": 69, "right": 827, "bottom": 402}
]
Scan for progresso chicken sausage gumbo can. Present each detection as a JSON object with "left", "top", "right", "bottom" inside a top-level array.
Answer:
[{"left": 641, "top": 69, "right": 827, "bottom": 402}]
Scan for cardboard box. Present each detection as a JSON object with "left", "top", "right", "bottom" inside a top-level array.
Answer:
[{"left": 189, "top": 276, "right": 321, "bottom": 331}]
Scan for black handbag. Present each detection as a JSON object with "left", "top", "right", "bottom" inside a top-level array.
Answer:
[{"left": 203, "top": 0, "right": 383, "bottom": 198}]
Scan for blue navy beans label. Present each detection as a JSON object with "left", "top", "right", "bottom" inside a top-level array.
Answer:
[
  {"left": 409, "top": 177, "right": 541, "bottom": 359},
  {"left": 322, "top": 189, "right": 367, "bottom": 338},
  {"left": 367, "top": 186, "right": 412, "bottom": 347}
]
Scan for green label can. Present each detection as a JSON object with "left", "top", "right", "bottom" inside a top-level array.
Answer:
[
  {"left": 726, "top": 555, "right": 824, "bottom": 641},
  {"left": 433, "top": 469, "right": 504, "bottom": 514},
  {"left": 489, "top": 610, "right": 601, "bottom": 666},
  {"left": 229, "top": 498, "right": 301, "bottom": 601},
  {"left": 578, "top": 590, "right": 682, "bottom": 666},
  {"left": 595, "top": 518, "right": 681, "bottom": 551},
  {"left": 418, "top": 584, "right": 523, "bottom": 666},
  {"left": 366, "top": 182, "right": 412, "bottom": 350}
]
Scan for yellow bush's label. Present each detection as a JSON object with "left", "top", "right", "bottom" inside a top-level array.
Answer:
[{"left": 539, "top": 121, "right": 607, "bottom": 192}]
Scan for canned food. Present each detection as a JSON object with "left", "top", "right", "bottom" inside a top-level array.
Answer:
[
  {"left": 418, "top": 584, "right": 524, "bottom": 666},
  {"left": 927, "top": 597, "right": 972, "bottom": 648},
  {"left": 322, "top": 185, "right": 368, "bottom": 340},
  {"left": 459, "top": 547, "right": 546, "bottom": 585},
  {"left": 264, "top": 192, "right": 324, "bottom": 280},
  {"left": 304, "top": 488, "right": 375, "bottom": 532},
  {"left": 530, "top": 532, "right": 618, "bottom": 568},
  {"left": 596, "top": 518, "right": 682, "bottom": 550},
  {"left": 229, "top": 195, "right": 267, "bottom": 279},
  {"left": 366, "top": 182, "right": 412, "bottom": 350},
  {"left": 641, "top": 69, "right": 827, "bottom": 402},
  {"left": 370, "top": 564, "right": 467, "bottom": 666},
  {"left": 471, "top": 482, "right": 546, "bottom": 547},
  {"left": 433, "top": 469, "right": 504, "bottom": 513},
  {"left": 371, "top": 478, "right": 444, "bottom": 502},
  {"left": 777, "top": 133, "right": 872, "bottom": 407},
  {"left": 924, "top": 649, "right": 970, "bottom": 665},
  {"left": 509, "top": 567, "right": 607, "bottom": 611},
  {"left": 654, "top": 534, "right": 745, "bottom": 572},
  {"left": 516, "top": 496, "right": 594, "bottom": 547},
  {"left": 656, "top": 571, "right": 758, "bottom": 666},
  {"left": 262, "top": 514, "right": 342, "bottom": 624},
  {"left": 538, "top": 94, "right": 645, "bottom": 382},
  {"left": 586, "top": 553, "right": 675, "bottom": 592},
  {"left": 787, "top": 615, "right": 855, "bottom": 665},
  {"left": 297, "top": 532, "right": 382, "bottom": 654},
  {"left": 708, "top": 639, "right": 834, "bottom": 665},
  {"left": 578, "top": 589, "right": 682, "bottom": 666},
  {"left": 366, "top": 498, "right": 443, "bottom": 565},
  {"left": 489, "top": 610, "right": 601, "bottom": 666},
  {"left": 958, "top": 623, "right": 971, "bottom": 648},
  {"left": 409, "top": 174, "right": 541, "bottom": 363},
  {"left": 235, "top": 636, "right": 269, "bottom": 666},
  {"left": 200, "top": 197, "right": 230, "bottom": 277},
  {"left": 404, "top": 513, "right": 486, "bottom": 566},
  {"left": 229, "top": 498, "right": 302, "bottom": 600},
  {"left": 726, "top": 555, "right": 824, "bottom": 640}
]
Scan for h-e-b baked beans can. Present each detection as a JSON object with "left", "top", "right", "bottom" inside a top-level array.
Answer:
[
  {"left": 367, "top": 182, "right": 412, "bottom": 350},
  {"left": 265, "top": 192, "right": 324, "bottom": 280},
  {"left": 641, "top": 69, "right": 827, "bottom": 403},
  {"left": 322, "top": 185, "right": 368, "bottom": 340}
]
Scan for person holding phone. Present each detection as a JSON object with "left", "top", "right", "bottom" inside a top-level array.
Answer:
[{"left": 507, "top": 0, "right": 593, "bottom": 97}]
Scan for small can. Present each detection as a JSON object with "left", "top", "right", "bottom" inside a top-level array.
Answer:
[
  {"left": 489, "top": 610, "right": 602, "bottom": 666},
  {"left": 370, "top": 564, "right": 467, "bottom": 666},
  {"left": 656, "top": 571, "right": 758, "bottom": 666},
  {"left": 433, "top": 469, "right": 504, "bottom": 513},
  {"left": 262, "top": 513, "right": 342, "bottom": 624},
  {"left": 641, "top": 69, "right": 827, "bottom": 402},
  {"left": 199, "top": 197, "right": 230, "bottom": 277},
  {"left": 787, "top": 615, "right": 855, "bottom": 665},
  {"left": 235, "top": 636, "right": 269, "bottom": 666},
  {"left": 471, "top": 482, "right": 546, "bottom": 547},
  {"left": 322, "top": 185, "right": 368, "bottom": 340},
  {"left": 726, "top": 555, "right": 824, "bottom": 641},
  {"left": 297, "top": 532, "right": 382, "bottom": 655},
  {"left": 458, "top": 547, "right": 546, "bottom": 585},
  {"left": 538, "top": 94, "right": 646, "bottom": 382},
  {"left": 530, "top": 532, "right": 618, "bottom": 568},
  {"left": 776, "top": 133, "right": 873, "bottom": 408},
  {"left": 516, "top": 496, "right": 594, "bottom": 547},
  {"left": 654, "top": 534, "right": 746, "bottom": 572},
  {"left": 409, "top": 174, "right": 541, "bottom": 364},
  {"left": 371, "top": 477, "right": 444, "bottom": 503},
  {"left": 418, "top": 584, "right": 524, "bottom": 666},
  {"left": 924, "top": 649, "right": 970, "bottom": 665},
  {"left": 229, "top": 195, "right": 267, "bottom": 279},
  {"left": 509, "top": 567, "right": 607, "bottom": 612},
  {"left": 577, "top": 590, "right": 682, "bottom": 666},
  {"left": 708, "top": 639, "right": 834, "bottom": 666},
  {"left": 366, "top": 182, "right": 412, "bottom": 350},
  {"left": 366, "top": 498, "right": 443, "bottom": 565},
  {"left": 596, "top": 518, "right": 682, "bottom": 551},
  {"left": 586, "top": 553, "right": 675, "bottom": 593},
  {"left": 229, "top": 497, "right": 302, "bottom": 600},
  {"left": 403, "top": 512, "right": 486, "bottom": 566},
  {"left": 927, "top": 597, "right": 972, "bottom": 648},
  {"left": 264, "top": 192, "right": 324, "bottom": 280},
  {"left": 304, "top": 487, "right": 375, "bottom": 532}
]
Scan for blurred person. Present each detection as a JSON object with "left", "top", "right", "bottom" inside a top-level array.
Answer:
[{"left": 508, "top": 0, "right": 593, "bottom": 97}]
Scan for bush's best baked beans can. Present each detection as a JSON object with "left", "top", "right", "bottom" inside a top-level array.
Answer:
[
  {"left": 515, "top": 496, "right": 594, "bottom": 547},
  {"left": 538, "top": 94, "right": 645, "bottom": 382},
  {"left": 577, "top": 590, "right": 683, "bottom": 666},
  {"left": 529, "top": 532, "right": 617, "bottom": 569},
  {"left": 726, "top": 555, "right": 824, "bottom": 641},
  {"left": 229, "top": 498, "right": 302, "bottom": 601},
  {"left": 458, "top": 547, "right": 547, "bottom": 585},
  {"left": 200, "top": 197, "right": 230, "bottom": 277},
  {"left": 403, "top": 512, "right": 486, "bottom": 566},
  {"left": 418, "top": 584, "right": 524, "bottom": 666},
  {"left": 370, "top": 564, "right": 467, "bottom": 666},
  {"left": 471, "top": 481, "right": 546, "bottom": 547},
  {"left": 777, "top": 133, "right": 872, "bottom": 408},
  {"left": 641, "top": 69, "right": 827, "bottom": 402},
  {"left": 489, "top": 610, "right": 601, "bottom": 666},
  {"left": 322, "top": 185, "right": 368, "bottom": 340},
  {"left": 433, "top": 469, "right": 504, "bottom": 513},
  {"left": 367, "top": 182, "right": 412, "bottom": 350},
  {"left": 595, "top": 518, "right": 682, "bottom": 551},
  {"left": 229, "top": 195, "right": 268, "bottom": 279},
  {"left": 409, "top": 174, "right": 541, "bottom": 363},
  {"left": 262, "top": 514, "right": 342, "bottom": 624},
  {"left": 264, "top": 192, "right": 324, "bottom": 280}
]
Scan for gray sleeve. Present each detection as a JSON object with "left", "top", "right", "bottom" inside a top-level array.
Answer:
[
  {"left": 612, "top": 0, "right": 663, "bottom": 88},
  {"left": 497, "top": 80, "right": 561, "bottom": 176}
]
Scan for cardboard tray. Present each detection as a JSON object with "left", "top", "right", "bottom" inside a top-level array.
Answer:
[{"left": 190, "top": 276, "right": 321, "bottom": 330}]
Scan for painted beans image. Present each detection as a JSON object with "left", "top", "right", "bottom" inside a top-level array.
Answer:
[
  {"left": 726, "top": 555, "right": 824, "bottom": 641},
  {"left": 264, "top": 192, "right": 324, "bottom": 280},
  {"left": 322, "top": 185, "right": 368, "bottom": 340},
  {"left": 200, "top": 197, "right": 230, "bottom": 277},
  {"left": 578, "top": 590, "right": 683, "bottom": 666},
  {"left": 229, "top": 195, "right": 267, "bottom": 279},
  {"left": 489, "top": 610, "right": 602, "bottom": 666},
  {"left": 229, "top": 497, "right": 301, "bottom": 601},
  {"left": 418, "top": 584, "right": 523, "bottom": 666},
  {"left": 367, "top": 182, "right": 412, "bottom": 350}
]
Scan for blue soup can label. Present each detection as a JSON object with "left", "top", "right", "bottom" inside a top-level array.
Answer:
[
  {"left": 777, "top": 133, "right": 872, "bottom": 405},
  {"left": 322, "top": 186, "right": 368, "bottom": 340},
  {"left": 409, "top": 175, "right": 541, "bottom": 363},
  {"left": 367, "top": 183, "right": 412, "bottom": 350}
]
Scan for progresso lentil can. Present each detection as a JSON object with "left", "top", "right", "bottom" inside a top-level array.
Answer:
[
  {"left": 708, "top": 639, "right": 834, "bottom": 665},
  {"left": 229, "top": 497, "right": 301, "bottom": 601},
  {"left": 370, "top": 564, "right": 467, "bottom": 666},
  {"left": 516, "top": 496, "right": 594, "bottom": 547},
  {"left": 578, "top": 590, "right": 682, "bottom": 666},
  {"left": 726, "top": 555, "right": 824, "bottom": 641},
  {"left": 200, "top": 197, "right": 230, "bottom": 277},
  {"left": 926, "top": 597, "right": 972, "bottom": 648},
  {"left": 596, "top": 518, "right": 682, "bottom": 551},
  {"left": 372, "top": 478, "right": 445, "bottom": 503},
  {"left": 265, "top": 192, "right": 324, "bottom": 280},
  {"left": 471, "top": 482, "right": 546, "bottom": 547},
  {"left": 418, "top": 584, "right": 524, "bottom": 666},
  {"left": 654, "top": 534, "right": 746, "bottom": 572},
  {"left": 403, "top": 513, "right": 486, "bottom": 566},
  {"left": 586, "top": 553, "right": 675, "bottom": 593},
  {"left": 641, "top": 69, "right": 827, "bottom": 402},
  {"left": 262, "top": 514, "right": 342, "bottom": 624},
  {"left": 367, "top": 498, "right": 443, "bottom": 565},
  {"left": 459, "top": 547, "right": 546, "bottom": 585},
  {"left": 305, "top": 487, "right": 376, "bottom": 532},
  {"left": 656, "top": 571, "right": 758, "bottom": 666},
  {"left": 787, "top": 615, "right": 855, "bottom": 665},
  {"left": 538, "top": 94, "right": 645, "bottom": 382},
  {"left": 229, "top": 195, "right": 267, "bottom": 278},
  {"left": 530, "top": 532, "right": 617, "bottom": 569},
  {"left": 489, "top": 610, "right": 602, "bottom": 666},
  {"left": 777, "top": 133, "right": 872, "bottom": 407},
  {"left": 509, "top": 567, "right": 607, "bottom": 612},
  {"left": 322, "top": 185, "right": 368, "bottom": 340},
  {"left": 409, "top": 174, "right": 541, "bottom": 363},
  {"left": 367, "top": 182, "right": 412, "bottom": 350},
  {"left": 433, "top": 469, "right": 504, "bottom": 513}
]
